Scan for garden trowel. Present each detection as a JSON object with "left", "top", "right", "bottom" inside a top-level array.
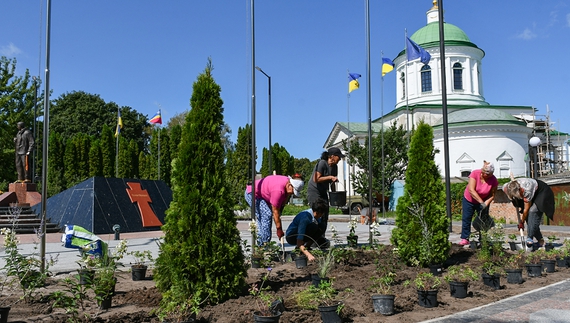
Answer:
[
  {"left": 516, "top": 211, "right": 527, "bottom": 251},
  {"left": 280, "top": 237, "right": 285, "bottom": 263}
]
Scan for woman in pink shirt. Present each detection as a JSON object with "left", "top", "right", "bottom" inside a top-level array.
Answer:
[
  {"left": 459, "top": 161, "right": 498, "bottom": 246},
  {"left": 245, "top": 175, "right": 304, "bottom": 244}
]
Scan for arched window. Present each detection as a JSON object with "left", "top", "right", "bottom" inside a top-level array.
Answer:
[
  {"left": 453, "top": 62, "right": 463, "bottom": 90},
  {"left": 421, "top": 65, "right": 431, "bottom": 92},
  {"left": 400, "top": 72, "right": 406, "bottom": 98}
]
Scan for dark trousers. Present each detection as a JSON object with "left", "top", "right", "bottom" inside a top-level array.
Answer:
[{"left": 286, "top": 222, "right": 323, "bottom": 247}]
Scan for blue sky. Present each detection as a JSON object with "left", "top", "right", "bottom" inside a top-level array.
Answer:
[{"left": 2, "top": 1, "right": 569, "bottom": 163}]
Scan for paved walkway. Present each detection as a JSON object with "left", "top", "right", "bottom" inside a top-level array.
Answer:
[{"left": 2, "top": 214, "right": 570, "bottom": 322}]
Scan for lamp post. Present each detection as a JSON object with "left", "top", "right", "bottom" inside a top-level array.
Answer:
[
  {"left": 529, "top": 136, "right": 541, "bottom": 179},
  {"left": 255, "top": 66, "right": 272, "bottom": 174}
]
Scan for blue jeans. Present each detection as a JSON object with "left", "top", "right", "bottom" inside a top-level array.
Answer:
[
  {"left": 461, "top": 197, "right": 489, "bottom": 239},
  {"left": 526, "top": 203, "right": 543, "bottom": 242}
]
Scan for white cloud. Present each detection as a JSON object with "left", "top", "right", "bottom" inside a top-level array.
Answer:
[
  {"left": 516, "top": 28, "right": 537, "bottom": 40},
  {"left": 0, "top": 43, "right": 21, "bottom": 56}
]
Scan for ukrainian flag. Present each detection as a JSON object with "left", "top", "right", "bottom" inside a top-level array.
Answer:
[
  {"left": 382, "top": 58, "right": 395, "bottom": 77},
  {"left": 115, "top": 110, "right": 123, "bottom": 137},
  {"left": 348, "top": 73, "right": 361, "bottom": 93}
]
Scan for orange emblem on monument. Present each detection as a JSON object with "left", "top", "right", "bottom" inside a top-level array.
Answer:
[{"left": 126, "top": 182, "right": 163, "bottom": 227}]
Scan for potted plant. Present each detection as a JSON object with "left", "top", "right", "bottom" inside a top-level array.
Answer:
[
  {"left": 504, "top": 251, "right": 526, "bottom": 284},
  {"left": 92, "top": 266, "right": 116, "bottom": 310},
  {"left": 312, "top": 248, "right": 335, "bottom": 287},
  {"left": 481, "top": 260, "right": 504, "bottom": 290},
  {"left": 539, "top": 249, "right": 557, "bottom": 273},
  {"left": 347, "top": 218, "right": 358, "bottom": 248},
  {"left": 128, "top": 250, "right": 154, "bottom": 281},
  {"left": 507, "top": 233, "right": 518, "bottom": 251},
  {"left": 405, "top": 272, "right": 441, "bottom": 308},
  {"left": 545, "top": 235, "right": 558, "bottom": 251},
  {"left": 369, "top": 272, "right": 396, "bottom": 315},
  {"left": 443, "top": 264, "right": 478, "bottom": 298},
  {"left": 294, "top": 280, "right": 343, "bottom": 323},
  {"left": 524, "top": 251, "right": 544, "bottom": 277},
  {"left": 249, "top": 267, "right": 283, "bottom": 322}
]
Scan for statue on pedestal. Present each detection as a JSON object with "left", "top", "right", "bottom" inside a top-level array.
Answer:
[{"left": 14, "top": 121, "right": 35, "bottom": 183}]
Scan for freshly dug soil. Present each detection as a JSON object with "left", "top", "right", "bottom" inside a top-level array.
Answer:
[{"left": 4, "top": 230, "right": 569, "bottom": 323}]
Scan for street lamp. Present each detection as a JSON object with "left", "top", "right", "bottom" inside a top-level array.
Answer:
[
  {"left": 529, "top": 136, "right": 541, "bottom": 179},
  {"left": 255, "top": 66, "right": 272, "bottom": 174}
]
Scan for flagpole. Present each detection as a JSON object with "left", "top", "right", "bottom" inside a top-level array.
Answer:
[
  {"left": 346, "top": 69, "right": 352, "bottom": 224},
  {"left": 365, "top": 0, "right": 373, "bottom": 243},
  {"left": 380, "top": 51, "right": 386, "bottom": 219},
  {"left": 405, "top": 29, "right": 410, "bottom": 144},
  {"left": 157, "top": 127, "right": 161, "bottom": 180},
  {"left": 115, "top": 108, "right": 119, "bottom": 178}
]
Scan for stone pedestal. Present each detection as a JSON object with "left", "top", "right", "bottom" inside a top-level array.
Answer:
[{"left": 6, "top": 182, "right": 41, "bottom": 207}]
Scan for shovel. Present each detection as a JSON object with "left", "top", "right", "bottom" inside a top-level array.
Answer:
[{"left": 280, "top": 237, "right": 285, "bottom": 263}]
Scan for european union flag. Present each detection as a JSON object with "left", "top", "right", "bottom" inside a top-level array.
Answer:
[{"left": 406, "top": 37, "right": 431, "bottom": 65}]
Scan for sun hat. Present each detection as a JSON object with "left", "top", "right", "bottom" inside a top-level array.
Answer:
[
  {"left": 327, "top": 147, "right": 345, "bottom": 158},
  {"left": 482, "top": 160, "right": 495, "bottom": 173},
  {"left": 288, "top": 176, "right": 304, "bottom": 197}
]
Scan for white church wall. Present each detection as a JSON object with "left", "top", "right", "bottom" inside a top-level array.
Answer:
[{"left": 434, "top": 128, "right": 531, "bottom": 179}]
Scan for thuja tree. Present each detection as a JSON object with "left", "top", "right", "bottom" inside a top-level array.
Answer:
[
  {"left": 154, "top": 59, "right": 246, "bottom": 314},
  {"left": 390, "top": 120, "right": 450, "bottom": 267},
  {"left": 225, "top": 124, "right": 252, "bottom": 207}
]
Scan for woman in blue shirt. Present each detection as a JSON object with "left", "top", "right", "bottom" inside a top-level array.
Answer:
[{"left": 285, "top": 198, "right": 328, "bottom": 261}]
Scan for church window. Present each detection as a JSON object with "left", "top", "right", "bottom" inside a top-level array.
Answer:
[
  {"left": 453, "top": 63, "right": 463, "bottom": 90},
  {"left": 400, "top": 72, "right": 405, "bottom": 98},
  {"left": 421, "top": 65, "right": 432, "bottom": 92}
]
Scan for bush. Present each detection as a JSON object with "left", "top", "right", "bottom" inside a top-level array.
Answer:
[
  {"left": 390, "top": 121, "right": 450, "bottom": 267},
  {"left": 154, "top": 60, "right": 247, "bottom": 317}
]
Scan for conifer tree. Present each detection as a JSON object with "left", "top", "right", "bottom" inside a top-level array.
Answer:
[
  {"left": 154, "top": 59, "right": 246, "bottom": 313},
  {"left": 390, "top": 120, "right": 450, "bottom": 267},
  {"left": 225, "top": 124, "right": 252, "bottom": 207},
  {"left": 100, "top": 125, "right": 115, "bottom": 177},
  {"left": 89, "top": 139, "right": 103, "bottom": 177}
]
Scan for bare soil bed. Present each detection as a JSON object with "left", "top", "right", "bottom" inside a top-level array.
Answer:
[{"left": 4, "top": 228, "right": 570, "bottom": 323}]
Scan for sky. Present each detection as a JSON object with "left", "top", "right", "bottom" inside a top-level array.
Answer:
[{"left": 2, "top": 1, "right": 569, "bottom": 164}]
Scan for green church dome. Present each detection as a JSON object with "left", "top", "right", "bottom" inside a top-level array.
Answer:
[{"left": 410, "top": 22, "right": 480, "bottom": 50}]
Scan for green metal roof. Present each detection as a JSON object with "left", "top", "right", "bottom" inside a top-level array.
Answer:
[
  {"left": 395, "top": 22, "right": 484, "bottom": 59},
  {"left": 337, "top": 122, "right": 383, "bottom": 134},
  {"left": 432, "top": 108, "right": 526, "bottom": 129}
]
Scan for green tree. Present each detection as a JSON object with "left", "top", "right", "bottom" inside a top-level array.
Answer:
[
  {"left": 344, "top": 121, "right": 408, "bottom": 200},
  {"left": 225, "top": 124, "right": 252, "bottom": 207},
  {"left": 260, "top": 143, "right": 294, "bottom": 177},
  {"left": 0, "top": 56, "right": 40, "bottom": 185},
  {"left": 47, "top": 132, "right": 65, "bottom": 196},
  {"left": 168, "top": 124, "right": 182, "bottom": 162},
  {"left": 154, "top": 60, "right": 246, "bottom": 313},
  {"left": 89, "top": 139, "right": 103, "bottom": 177},
  {"left": 101, "top": 125, "right": 115, "bottom": 177},
  {"left": 390, "top": 120, "right": 450, "bottom": 267},
  {"left": 50, "top": 91, "right": 149, "bottom": 152}
]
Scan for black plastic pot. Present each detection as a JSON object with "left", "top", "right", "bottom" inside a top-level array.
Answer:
[
  {"left": 253, "top": 311, "right": 281, "bottom": 323},
  {"left": 78, "top": 269, "right": 95, "bottom": 285},
  {"left": 131, "top": 265, "right": 148, "bottom": 281},
  {"left": 0, "top": 307, "right": 10, "bottom": 323},
  {"left": 371, "top": 294, "right": 394, "bottom": 315},
  {"left": 429, "top": 264, "right": 443, "bottom": 276},
  {"left": 541, "top": 259, "right": 556, "bottom": 273},
  {"left": 448, "top": 281, "right": 469, "bottom": 298},
  {"left": 417, "top": 289, "right": 438, "bottom": 308},
  {"left": 328, "top": 191, "right": 346, "bottom": 207},
  {"left": 98, "top": 295, "right": 113, "bottom": 310},
  {"left": 318, "top": 302, "right": 342, "bottom": 323},
  {"left": 526, "top": 263, "right": 543, "bottom": 277},
  {"left": 347, "top": 235, "right": 358, "bottom": 248},
  {"left": 251, "top": 257, "right": 262, "bottom": 268},
  {"left": 482, "top": 273, "right": 501, "bottom": 290},
  {"left": 508, "top": 241, "right": 517, "bottom": 251},
  {"left": 505, "top": 269, "right": 524, "bottom": 284},
  {"left": 556, "top": 257, "right": 568, "bottom": 268},
  {"left": 295, "top": 255, "right": 307, "bottom": 269},
  {"left": 312, "top": 274, "right": 330, "bottom": 288}
]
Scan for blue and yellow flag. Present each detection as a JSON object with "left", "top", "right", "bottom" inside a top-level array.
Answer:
[
  {"left": 348, "top": 73, "right": 361, "bottom": 93},
  {"left": 115, "top": 110, "right": 123, "bottom": 137},
  {"left": 382, "top": 58, "right": 395, "bottom": 77}
]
